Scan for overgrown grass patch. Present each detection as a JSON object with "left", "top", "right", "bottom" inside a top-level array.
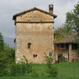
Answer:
[{"left": 0, "top": 62, "right": 79, "bottom": 79}]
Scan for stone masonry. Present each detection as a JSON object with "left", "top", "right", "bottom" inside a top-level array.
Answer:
[{"left": 13, "top": 4, "right": 57, "bottom": 63}]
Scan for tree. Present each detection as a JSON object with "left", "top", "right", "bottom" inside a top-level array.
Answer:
[
  {"left": 66, "top": 3, "right": 79, "bottom": 34},
  {"left": 0, "top": 33, "right": 15, "bottom": 75},
  {"left": 0, "top": 33, "right": 4, "bottom": 51},
  {"left": 54, "top": 23, "right": 72, "bottom": 42},
  {"left": 54, "top": 2, "right": 79, "bottom": 61},
  {"left": 66, "top": 2, "right": 79, "bottom": 54},
  {"left": 0, "top": 44, "right": 15, "bottom": 76}
]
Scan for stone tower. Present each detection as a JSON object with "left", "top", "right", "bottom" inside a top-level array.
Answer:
[{"left": 13, "top": 4, "right": 57, "bottom": 63}]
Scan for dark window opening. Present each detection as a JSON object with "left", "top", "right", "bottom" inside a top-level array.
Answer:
[
  {"left": 49, "top": 52, "right": 52, "bottom": 56},
  {"left": 27, "top": 43, "right": 31, "bottom": 49},
  {"left": 58, "top": 54, "right": 65, "bottom": 62},
  {"left": 59, "top": 44, "right": 65, "bottom": 49},
  {"left": 72, "top": 44, "right": 78, "bottom": 50},
  {"left": 33, "top": 54, "right": 37, "bottom": 58},
  {"left": 57, "top": 44, "right": 68, "bottom": 49}
]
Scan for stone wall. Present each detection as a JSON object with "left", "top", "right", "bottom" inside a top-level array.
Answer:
[
  {"left": 16, "top": 10, "right": 54, "bottom": 22},
  {"left": 15, "top": 10, "right": 54, "bottom": 63}
]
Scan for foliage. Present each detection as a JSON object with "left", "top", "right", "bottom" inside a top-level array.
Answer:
[
  {"left": 54, "top": 26, "right": 64, "bottom": 41},
  {"left": 55, "top": 2, "right": 79, "bottom": 56},
  {"left": 55, "top": 3, "right": 79, "bottom": 40},
  {"left": 0, "top": 46, "right": 15, "bottom": 76},
  {"left": 45, "top": 55, "right": 53, "bottom": 65},
  {"left": 0, "top": 33, "right": 5, "bottom": 76},
  {"left": 0, "top": 62, "right": 79, "bottom": 78},
  {"left": 23, "top": 56, "right": 32, "bottom": 73},
  {"left": 0, "top": 33, "right": 4, "bottom": 52},
  {"left": 66, "top": 3, "right": 79, "bottom": 32},
  {"left": 9, "top": 57, "right": 32, "bottom": 76},
  {"left": 4, "top": 45, "right": 15, "bottom": 64},
  {"left": 66, "top": 3, "right": 79, "bottom": 34},
  {"left": 0, "top": 33, "right": 15, "bottom": 76},
  {"left": 10, "top": 63, "right": 27, "bottom": 76},
  {"left": 66, "top": 2, "right": 79, "bottom": 55},
  {"left": 54, "top": 23, "right": 73, "bottom": 40},
  {"left": 45, "top": 55, "right": 58, "bottom": 77}
]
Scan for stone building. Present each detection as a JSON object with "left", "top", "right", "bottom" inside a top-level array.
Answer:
[
  {"left": 13, "top": 4, "right": 57, "bottom": 63},
  {"left": 54, "top": 33, "right": 79, "bottom": 62}
]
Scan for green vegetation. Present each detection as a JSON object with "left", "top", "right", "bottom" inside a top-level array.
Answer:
[
  {"left": 0, "top": 33, "right": 15, "bottom": 76},
  {"left": 66, "top": 3, "right": 79, "bottom": 55},
  {"left": 66, "top": 3, "right": 79, "bottom": 34},
  {"left": 0, "top": 33, "right": 4, "bottom": 51},
  {"left": 0, "top": 2, "right": 79, "bottom": 79},
  {"left": 55, "top": 2, "right": 79, "bottom": 57},
  {"left": 10, "top": 62, "right": 32, "bottom": 76},
  {"left": 55, "top": 2, "right": 79, "bottom": 39},
  {"left": 45, "top": 54, "right": 57, "bottom": 77},
  {"left": 0, "top": 62, "right": 79, "bottom": 79}
]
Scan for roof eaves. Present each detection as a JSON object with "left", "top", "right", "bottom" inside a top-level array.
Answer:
[{"left": 13, "top": 7, "right": 57, "bottom": 20}]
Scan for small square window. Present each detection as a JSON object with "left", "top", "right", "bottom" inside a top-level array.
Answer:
[
  {"left": 27, "top": 43, "right": 31, "bottom": 49},
  {"left": 49, "top": 52, "right": 52, "bottom": 56}
]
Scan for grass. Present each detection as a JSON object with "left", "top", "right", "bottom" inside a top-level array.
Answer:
[
  {"left": 56, "top": 62, "right": 79, "bottom": 79},
  {"left": 0, "top": 62, "right": 79, "bottom": 79}
]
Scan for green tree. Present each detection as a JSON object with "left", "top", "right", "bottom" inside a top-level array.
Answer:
[
  {"left": 0, "top": 33, "right": 4, "bottom": 51},
  {"left": 66, "top": 2, "right": 79, "bottom": 54},
  {"left": 66, "top": 3, "right": 79, "bottom": 33},
  {"left": 0, "top": 33, "right": 5, "bottom": 75},
  {"left": 54, "top": 24, "right": 72, "bottom": 43},
  {"left": 0, "top": 33, "right": 15, "bottom": 75},
  {"left": 55, "top": 3, "right": 79, "bottom": 38}
]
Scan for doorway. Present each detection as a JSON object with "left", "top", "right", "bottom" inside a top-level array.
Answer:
[{"left": 58, "top": 54, "right": 65, "bottom": 63}]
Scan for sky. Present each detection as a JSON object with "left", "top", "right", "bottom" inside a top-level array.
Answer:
[{"left": 0, "top": 0, "right": 79, "bottom": 38}]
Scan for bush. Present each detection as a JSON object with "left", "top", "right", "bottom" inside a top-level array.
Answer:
[
  {"left": 25, "top": 63, "right": 32, "bottom": 74},
  {"left": 47, "top": 66, "right": 58, "bottom": 77},
  {"left": 10, "top": 60, "right": 32, "bottom": 76},
  {"left": 0, "top": 64, "right": 7, "bottom": 76},
  {"left": 30, "top": 70, "right": 39, "bottom": 77},
  {"left": 0, "top": 44, "right": 15, "bottom": 76},
  {"left": 23, "top": 56, "right": 32, "bottom": 74},
  {"left": 10, "top": 63, "right": 27, "bottom": 76},
  {"left": 45, "top": 55, "right": 58, "bottom": 77}
]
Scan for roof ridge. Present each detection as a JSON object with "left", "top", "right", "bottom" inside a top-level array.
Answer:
[{"left": 13, "top": 7, "right": 57, "bottom": 20}]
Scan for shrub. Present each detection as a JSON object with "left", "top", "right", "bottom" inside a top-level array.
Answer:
[
  {"left": 45, "top": 54, "right": 58, "bottom": 77},
  {"left": 10, "top": 57, "right": 32, "bottom": 76},
  {"left": 10, "top": 63, "right": 27, "bottom": 76},
  {"left": 23, "top": 56, "right": 32, "bottom": 74},
  {"left": 0, "top": 64, "right": 7, "bottom": 76},
  {"left": 30, "top": 70, "right": 39, "bottom": 77},
  {"left": 47, "top": 66, "right": 58, "bottom": 77},
  {"left": 24, "top": 62, "right": 32, "bottom": 74}
]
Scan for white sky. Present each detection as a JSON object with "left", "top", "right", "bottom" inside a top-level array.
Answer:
[{"left": 0, "top": 0, "right": 79, "bottom": 38}]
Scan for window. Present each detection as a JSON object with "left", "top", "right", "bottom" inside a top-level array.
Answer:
[
  {"left": 27, "top": 43, "right": 31, "bottom": 49},
  {"left": 59, "top": 44, "right": 65, "bottom": 48},
  {"left": 49, "top": 52, "right": 52, "bottom": 56},
  {"left": 72, "top": 44, "right": 78, "bottom": 50},
  {"left": 58, "top": 44, "right": 67, "bottom": 49}
]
